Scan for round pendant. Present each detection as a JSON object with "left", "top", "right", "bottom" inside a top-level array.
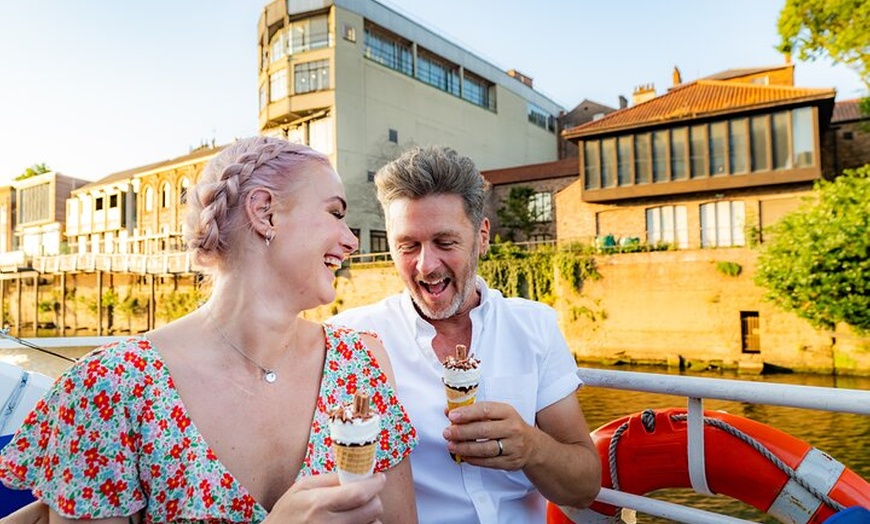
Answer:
[{"left": 264, "top": 370, "right": 277, "bottom": 383}]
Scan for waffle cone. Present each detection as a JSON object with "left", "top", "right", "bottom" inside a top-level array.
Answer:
[
  {"left": 445, "top": 384, "right": 478, "bottom": 411},
  {"left": 333, "top": 441, "right": 376, "bottom": 483}
]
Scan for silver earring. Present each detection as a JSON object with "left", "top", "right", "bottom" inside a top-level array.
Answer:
[{"left": 265, "top": 229, "right": 275, "bottom": 247}]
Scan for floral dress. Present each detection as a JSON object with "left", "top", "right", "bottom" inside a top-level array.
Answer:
[{"left": 0, "top": 324, "right": 417, "bottom": 522}]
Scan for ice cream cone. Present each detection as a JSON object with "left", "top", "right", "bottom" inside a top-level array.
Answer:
[
  {"left": 329, "top": 392, "right": 381, "bottom": 483},
  {"left": 441, "top": 344, "right": 482, "bottom": 464},
  {"left": 333, "top": 441, "right": 377, "bottom": 484}
]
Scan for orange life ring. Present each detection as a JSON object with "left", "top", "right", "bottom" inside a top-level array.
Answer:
[{"left": 547, "top": 408, "right": 870, "bottom": 524}]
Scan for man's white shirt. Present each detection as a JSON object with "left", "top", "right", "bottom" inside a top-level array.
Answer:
[{"left": 330, "top": 277, "right": 581, "bottom": 524}]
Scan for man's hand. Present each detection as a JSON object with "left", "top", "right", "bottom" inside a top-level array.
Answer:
[{"left": 442, "top": 401, "right": 538, "bottom": 470}]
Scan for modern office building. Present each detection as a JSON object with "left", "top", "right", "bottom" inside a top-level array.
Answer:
[{"left": 257, "top": 0, "right": 564, "bottom": 251}]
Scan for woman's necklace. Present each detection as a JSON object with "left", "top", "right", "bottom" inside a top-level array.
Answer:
[{"left": 208, "top": 309, "right": 292, "bottom": 384}]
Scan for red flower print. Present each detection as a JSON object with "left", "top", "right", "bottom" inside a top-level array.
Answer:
[
  {"left": 82, "top": 486, "right": 93, "bottom": 499},
  {"left": 63, "top": 378, "right": 75, "bottom": 394},
  {"left": 62, "top": 467, "right": 73, "bottom": 483},
  {"left": 15, "top": 438, "right": 29, "bottom": 452},
  {"left": 221, "top": 472, "right": 233, "bottom": 489},
  {"left": 150, "top": 464, "right": 161, "bottom": 478},
  {"left": 57, "top": 496, "right": 76, "bottom": 514}
]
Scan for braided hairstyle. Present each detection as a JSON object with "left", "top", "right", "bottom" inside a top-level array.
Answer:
[{"left": 185, "top": 137, "right": 331, "bottom": 271}]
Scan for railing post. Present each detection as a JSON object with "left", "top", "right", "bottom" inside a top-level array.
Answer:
[{"left": 687, "top": 396, "right": 713, "bottom": 495}]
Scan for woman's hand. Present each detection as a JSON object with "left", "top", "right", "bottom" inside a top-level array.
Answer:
[{"left": 266, "top": 472, "right": 386, "bottom": 524}]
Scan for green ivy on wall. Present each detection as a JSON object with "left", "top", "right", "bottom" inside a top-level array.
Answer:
[{"left": 479, "top": 242, "right": 600, "bottom": 302}]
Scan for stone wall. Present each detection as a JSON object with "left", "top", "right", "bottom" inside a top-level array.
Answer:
[{"left": 309, "top": 253, "right": 869, "bottom": 376}]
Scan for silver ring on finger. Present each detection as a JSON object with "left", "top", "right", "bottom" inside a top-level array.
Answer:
[{"left": 495, "top": 438, "right": 504, "bottom": 457}]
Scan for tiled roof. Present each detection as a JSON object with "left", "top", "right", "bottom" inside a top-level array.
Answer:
[
  {"left": 702, "top": 65, "right": 791, "bottom": 81},
  {"left": 832, "top": 98, "right": 866, "bottom": 123},
  {"left": 482, "top": 158, "right": 577, "bottom": 186},
  {"left": 563, "top": 80, "right": 835, "bottom": 139},
  {"left": 77, "top": 145, "right": 227, "bottom": 191}
]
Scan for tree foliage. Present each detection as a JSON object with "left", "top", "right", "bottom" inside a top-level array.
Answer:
[
  {"left": 496, "top": 186, "right": 538, "bottom": 242},
  {"left": 755, "top": 165, "right": 870, "bottom": 333},
  {"left": 777, "top": 0, "right": 870, "bottom": 86},
  {"left": 15, "top": 163, "right": 51, "bottom": 181}
]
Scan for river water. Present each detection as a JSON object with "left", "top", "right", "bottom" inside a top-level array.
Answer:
[{"left": 2, "top": 346, "right": 867, "bottom": 522}]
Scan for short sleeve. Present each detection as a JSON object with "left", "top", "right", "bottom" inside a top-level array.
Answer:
[
  {"left": 536, "top": 308, "right": 582, "bottom": 411},
  {"left": 0, "top": 342, "right": 146, "bottom": 518}
]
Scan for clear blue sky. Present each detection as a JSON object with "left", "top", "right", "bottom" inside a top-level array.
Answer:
[{"left": 0, "top": 0, "right": 865, "bottom": 185}]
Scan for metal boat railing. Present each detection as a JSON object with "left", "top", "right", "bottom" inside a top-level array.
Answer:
[{"left": 573, "top": 368, "right": 870, "bottom": 523}]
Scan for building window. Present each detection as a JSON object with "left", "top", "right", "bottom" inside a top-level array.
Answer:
[
  {"left": 295, "top": 59, "right": 330, "bottom": 94},
  {"left": 370, "top": 230, "right": 388, "bottom": 253},
  {"left": 601, "top": 138, "right": 616, "bottom": 188},
  {"left": 161, "top": 183, "right": 172, "bottom": 208},
  {"left": 741, "top": 311, "right": 760, "bottom": 353},
  {"left": 646, "top": 205, "right": 688, "bottom": 248},
  {"left": 270, "top": 68, "right": 288, "bottom": 101},
  {"left": 700, "top": 200, "right": 745, "bottom": 248},
  {"left": 670, "top": 127, "right": 688, "bottom": 181},
  {"left": 417, "top": 49, "right": 461, "bottom": 97},
  {"left": 689, "top": 125, "right": 707, "bottom": 178},
  {"left": 109, "top": 194, "right": 118, "bottom": 208},
  {"left": 528, "top": 103, "right": 554, "bottom": 132},
  {"left": 270, "top": 30, "right": 287, "bottom": 63},
  {"left": 528, "top": 192, "right": 553, "bottom": 223},
  {"left": 364, "top": 25, "right": 412, "bottom": 76},
  {"left": 772, "top": 111, "right": 791, "bottom": 170},
  {"left": 750, "top": 115, "right": 770, "bottom": 172},
  {"left": 792, "top": 107, "right": 814, "bottom": 167},
  {"left": 95, "top": 197, "right": 104, "bottom": 211},
  {"left": 617, "top": 136, "right": 633, "bottom": 186},
  {"left": 388, "top": 129, "right": 398, "bottom": 143},
  {"left": 635, "top": 133, "right": 651, "bottom": 184},
  {"left": 179, "top": 178, "right": 190, "bottom": 205},
  {"left": 290, "top": 15, "right": 330, "bottom": 54},
  {"left": 584, "top": 141, "right": 601, "bottom": 189},
  {"left": 259, "top": 84, "right": 267, "bottom": 111},
  {"left": 652, "top": 130, "right": 668, "bottom": 183},
  {"left": 144, "top": 186, "right": 154, "bottom": 212},
  {"left": 729, "top": 118, "right": 749, "bottom": 174},
  {"left": 462, "top": 72, "right": 495, "bottom": 111},
  {"left": 17, "top": 183, "right": 51, "bottom": 224},
  {"left": 309, "top": 116, "right": 334, "bottom": 155},
  {"left": 709, "top": 121, "right": 727, "bottom": 175}
]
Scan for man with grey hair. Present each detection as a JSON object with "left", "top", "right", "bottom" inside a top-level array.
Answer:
[{"left": 330, "top": 145, "right": 601, "bottom": 523}]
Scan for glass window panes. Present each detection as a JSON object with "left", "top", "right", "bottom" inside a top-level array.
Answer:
[
  {"left": 601, "top": 138, "right": 616, "bottom": 188},
  {"left": 671, "top": 127, "right": 688, "bottom": 180},
  {"left": 462, "top": 73, "right": 495, "bottom": 111},
  {"left": 772, "top": 111, "right": 791, "bottom": 169},
  {"left": 690, "top": 125, "right": 706, "bottom": 178},
  {"left": 750, "top": 116, "right": 769, "bottom": 172},
  {"left": 291, "top": 15, "right": 329, "bottom": 54},
  {"left": 309, "top": 117, "right": 334, "bottom": 155},
  {"left": 635, "top": 133, "right": 651, "bottom": 184},
  {"left": 709, "top": 122, "right": 727, "bottom": 175},
  {"left": 700, "top": 200, "right": 745, "bottom": 248},
  {"left": 418, "top": 50, "right": 460, "bottom": 97},
  {"left": 729, "top": 118, "right": 748, "bottom": 174},
  {"left": 646, "top": 205, "right": 688, "bottom": 248},
  {"left": 270, "top": 31, "right": 287, "bottom": 63},
  {"left": 364, "top": 26, "right": 412, "bottom": 76},
  {"left": 652, "top": 130, "right": 668, "bottom": 183},
  {"left": 584, "top": 141, "right": 601, "bottom": 189},
  {"left": 370, "top": 230, "right": 388, "bottom": 253},
  {"left": 792, "top": 107, "right": 814, "bottom": 167},
  {"left": 270, "top": 69, "right": 288, "bottom": 101},
  {"left": 295, "top": 59, "right": 330, "bottom": 94},
  {"left": 528, "top": 192, "right": 553, "bottom": 222},
  {"left": 617, "top": 136, "right": 632, "bottom": 186}
]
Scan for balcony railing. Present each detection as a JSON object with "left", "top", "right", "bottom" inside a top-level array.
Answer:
[{"left": 29, "top": 252, "right": 194, "bottom": 275}]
